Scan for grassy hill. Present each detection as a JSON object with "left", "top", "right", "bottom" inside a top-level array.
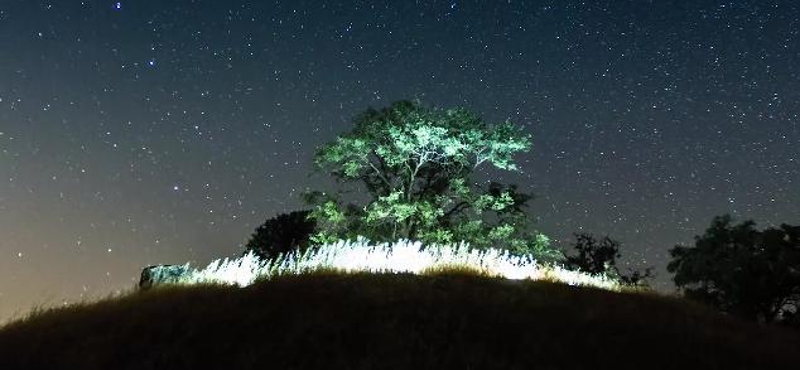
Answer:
[{"left": 0, "top": 271, "right": 798, "bottom": 369}]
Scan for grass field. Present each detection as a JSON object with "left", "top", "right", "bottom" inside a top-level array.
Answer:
[{"left": 0, "top": 270, "right": 798, "bottom": 369}]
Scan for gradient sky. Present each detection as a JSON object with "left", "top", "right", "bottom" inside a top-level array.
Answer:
[{"left": 1, "top": 0, "right": 798, "bottom": 321}]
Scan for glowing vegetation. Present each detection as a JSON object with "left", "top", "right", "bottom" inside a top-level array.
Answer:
[{"left": 157, "top": 239, "right": 623, "bottom": 291}]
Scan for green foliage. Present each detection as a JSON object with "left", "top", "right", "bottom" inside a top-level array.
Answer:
[
  {"left": 564, "top": 233, "right": 654, "bottom": 286},
  {"left": 306, "top": 100, "right": 560, "bottom": 262},
  {"left": 668, "top": 215, "right": 800, "bottom": 324},
  {"left": 245, "top": 210, "right": 317, "bottom": 260}
]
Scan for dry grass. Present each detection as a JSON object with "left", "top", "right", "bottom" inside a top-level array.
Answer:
[
  {"left": 0, "top": 271, "right": 798, "bottom": 370},
  {"left": 149, "top": 239, "right": 624, "bottom": 291}
]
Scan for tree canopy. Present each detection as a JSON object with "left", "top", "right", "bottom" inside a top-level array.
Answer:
[
  {"left": 668, "top": 215, "right": 800, "bottom": 324},
  {"left": 245, "top": 210, "right": 317, "bottom": 260},
  {"left": 305, "top": 100, "right": 560, "bottom": 261},
  {"left": 564, "top": 233, "right": 653, "bottom": 286}
]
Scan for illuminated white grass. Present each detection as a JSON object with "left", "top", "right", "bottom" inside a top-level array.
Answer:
[{"left": 170, "top": 238, "right": 622, "bottom": 291}]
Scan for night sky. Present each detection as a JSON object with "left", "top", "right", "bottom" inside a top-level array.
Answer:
[{"left": 1, "top": 0, "right": 798, "bottom": 321}]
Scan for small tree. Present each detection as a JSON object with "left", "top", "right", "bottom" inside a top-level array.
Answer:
[
  {"left": 245, "top": 210, "right": 317, "bottom": 260},
  {"left": 564, "top": 233, "right": 653, "bottom": 285},
  {"left": 668, "top": 215, "right": 800, "bottom": 323},
  {"left": 306, "top": 100, "right": 560, "bottom": 261}
]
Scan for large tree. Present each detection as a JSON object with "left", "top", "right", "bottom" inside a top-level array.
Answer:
[
  {"left": 305, "top": 100, "right": 560, "bottom": 261},
  {"left": 668, "top": 215, "right": 800, "bottom": 324}
]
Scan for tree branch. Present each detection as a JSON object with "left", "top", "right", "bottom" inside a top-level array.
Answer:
[{"left": 443, "top": 201, "right": 471, "bottom": 219}]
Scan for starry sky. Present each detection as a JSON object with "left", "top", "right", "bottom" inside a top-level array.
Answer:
[{"left": 1, "top": 0, "right": 798, "bottom": 321}]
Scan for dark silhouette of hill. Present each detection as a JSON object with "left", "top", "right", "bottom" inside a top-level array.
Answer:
[{"left": 0, "top": 271, "right": 798, "bottom": 369}]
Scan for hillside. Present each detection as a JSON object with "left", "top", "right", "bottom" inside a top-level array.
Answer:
[{"left": 0, "top": 272, "right": 798, "bottom": 369}]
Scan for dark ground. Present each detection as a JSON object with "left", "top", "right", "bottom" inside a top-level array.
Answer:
[{"left": 0, "top": 271, "right": 798, "bottom": 370}]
